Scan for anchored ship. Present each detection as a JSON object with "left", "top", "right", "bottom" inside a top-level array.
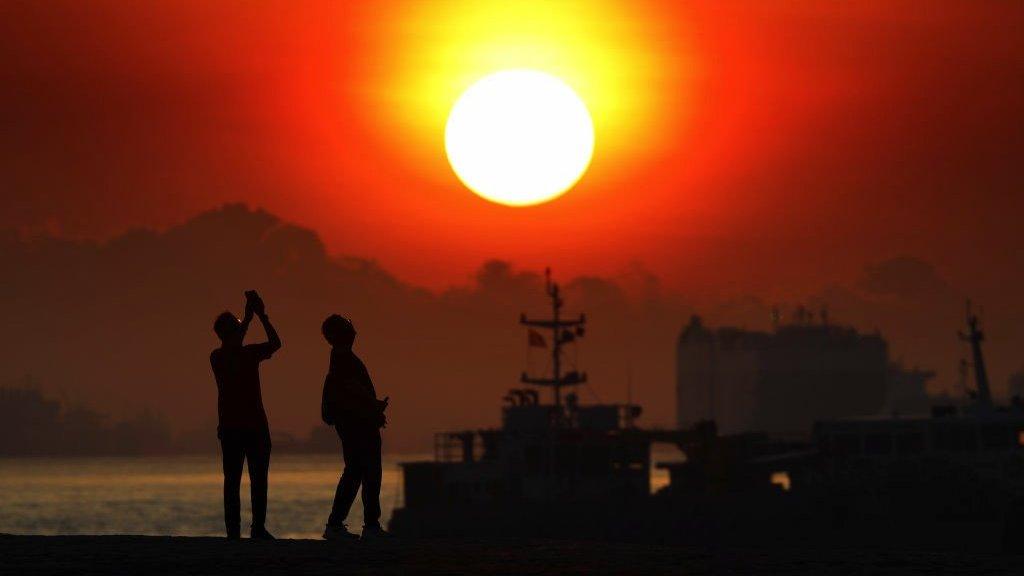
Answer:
[
  {"left": 657, "top": 305, "right": 1024, "bottom": 549},
  {"left": 389, "top": 269, "right": 699, "bottom": 538}
]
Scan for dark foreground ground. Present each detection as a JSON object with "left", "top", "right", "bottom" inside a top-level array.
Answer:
[{"left": 1, "top": 535, "right": 1022, "bottom": 576}]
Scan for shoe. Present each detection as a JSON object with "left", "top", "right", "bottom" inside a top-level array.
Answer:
[
  {"left": 323, "top": 524, "right": 360, "bottom": 541},
  {"left": 361, "top": 525, "right": 394, "bottom": 540},
  {"left": 226, "top": 532, "right": 241, "bottom": 540},
  {"left": 250, "top": 527, "right": 276, "bottom": 540}
]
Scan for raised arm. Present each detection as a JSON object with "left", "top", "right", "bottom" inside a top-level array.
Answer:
[
  {"left": 238, "top": 307, "right": 254, "bottom": 342},
  {"left": 245, "top": 290, "right": 281, "bottom": 359},
  {"left": 256, "top": 311, "right": 282, "bottom": 354}
]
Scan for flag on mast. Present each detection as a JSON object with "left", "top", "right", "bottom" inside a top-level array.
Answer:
[{"left": 527, "top": 329, "right": 546, "bottom": 348}]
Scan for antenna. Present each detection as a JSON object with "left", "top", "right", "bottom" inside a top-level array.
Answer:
[
  {"left": 627, "top": 361, "right": 633, "bottom": 404},
  {"left": 958, "top": 299, "right": 993, "bottom": 408}
]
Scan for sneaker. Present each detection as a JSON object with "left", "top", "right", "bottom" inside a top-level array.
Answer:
[
  {"left": 323, "top": 524, "right": 360, "bottom": 541},
  {"left": 250, "top": 527, "right": 276, "bottom": 540},
  {"left": 361, "top": 525, "right": 394, "bottom": 540}
]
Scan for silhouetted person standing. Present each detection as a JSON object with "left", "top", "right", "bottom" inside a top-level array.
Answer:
[
  {"left": 210, "top": 290, "right": 281, "bottom": 540},
  {"left": 320, "top": 315, "right": 390, "bottom": 540}
]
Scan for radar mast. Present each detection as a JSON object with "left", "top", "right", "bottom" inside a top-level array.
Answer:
[
  {"left": 959, "top": 301, "right": 992, "bottom": 408},
  {"left": 520, "top": 268, "right": 587, "bottom": 408}
]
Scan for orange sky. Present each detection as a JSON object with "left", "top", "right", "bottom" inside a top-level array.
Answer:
[
  {"left": 1, "top": 1, "right": 1023, "bottom": 446},
  {"left": 1, "top": 0, "right": 1022, "bottom": 304}
]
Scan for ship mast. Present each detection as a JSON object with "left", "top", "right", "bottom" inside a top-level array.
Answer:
[
  {"left": 520, "top": 268, "right": 587, "bottom": 408},
  {"left": 959, "top": 301, "right": 992, "bottom": 408}
]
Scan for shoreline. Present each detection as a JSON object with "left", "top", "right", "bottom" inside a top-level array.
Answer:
[{"left": 2, "top": 534, "right": 1022, "bottom": 575}]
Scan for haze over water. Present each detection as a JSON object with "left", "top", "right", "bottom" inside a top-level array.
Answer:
[
  {"left": 0, "top": 452, "right": 678, "bottom": 539},
  {"left": 0, "top": 454, "right": 411, "bottom": 539}
]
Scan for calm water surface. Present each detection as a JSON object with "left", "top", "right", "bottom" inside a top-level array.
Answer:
[
  {"left": 0, "top": 450, "right": 679, "bottom": 539},
  {"left": 0, "top": 454, "right": 423, "bottom": 539}
]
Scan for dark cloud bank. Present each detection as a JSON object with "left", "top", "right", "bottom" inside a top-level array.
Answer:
[{"left": 2, "top": 205, "right": 1020, "bottom": 452}]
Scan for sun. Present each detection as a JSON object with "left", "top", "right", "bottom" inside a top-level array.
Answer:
[{"left": 445, "top": 70, "right": 595, "bottom": 207}]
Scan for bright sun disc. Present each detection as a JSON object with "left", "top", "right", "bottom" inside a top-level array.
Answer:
[{"left": 445, "top": 70, "right": 595, "bottom": 206}]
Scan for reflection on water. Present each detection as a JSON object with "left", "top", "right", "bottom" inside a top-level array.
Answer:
[
  {"left": 1, "top": 449, "right": 682, "bottom": 539},
  {"left": 0, "top": 454, "right": 421, "bottom": 539}
]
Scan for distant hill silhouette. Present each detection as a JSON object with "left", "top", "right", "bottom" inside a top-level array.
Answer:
[
  {"left": 0, "top": 381, "right": 345, "bottom": 456},
  {"left": 0, "top": 204, "right": 1016, "bottom": 451},
  {"left": 0, "top": 382, "right": 174, "bottom": 455}
]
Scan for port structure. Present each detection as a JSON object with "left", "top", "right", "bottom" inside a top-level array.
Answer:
[{"left": 520, "top": 268, "right": 587, "bottom": 409}]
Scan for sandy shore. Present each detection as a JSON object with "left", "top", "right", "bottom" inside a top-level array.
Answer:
[{"left": 1, "top": 534, "right": 1021, "bottom": 575}]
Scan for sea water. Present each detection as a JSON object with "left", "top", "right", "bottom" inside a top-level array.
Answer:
[
  {"left": 0, "top": 451, "right": 679, "bottom": 539},
  {"left": 0, "top": 454, "right": 417, "bottom": 539}
]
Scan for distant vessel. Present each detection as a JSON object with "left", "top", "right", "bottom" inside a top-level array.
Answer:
[
  {"left": 658, "top": 305, "right": 1024, "bottom": 549},
  {"left": 808, "top": 307, "right": 1024, "bottom": 478},
  {"left": 666, "top": 300, "right": 1024, "bottom": 487}
]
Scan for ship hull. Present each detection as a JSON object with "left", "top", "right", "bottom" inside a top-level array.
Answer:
[{"left": 390, "top": 488, "right": 1024, "bottom": 552}]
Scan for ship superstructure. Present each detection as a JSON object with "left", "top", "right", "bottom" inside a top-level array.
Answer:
[{"left": 390, "top": 270, "right": 672, "bottom": 536}]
